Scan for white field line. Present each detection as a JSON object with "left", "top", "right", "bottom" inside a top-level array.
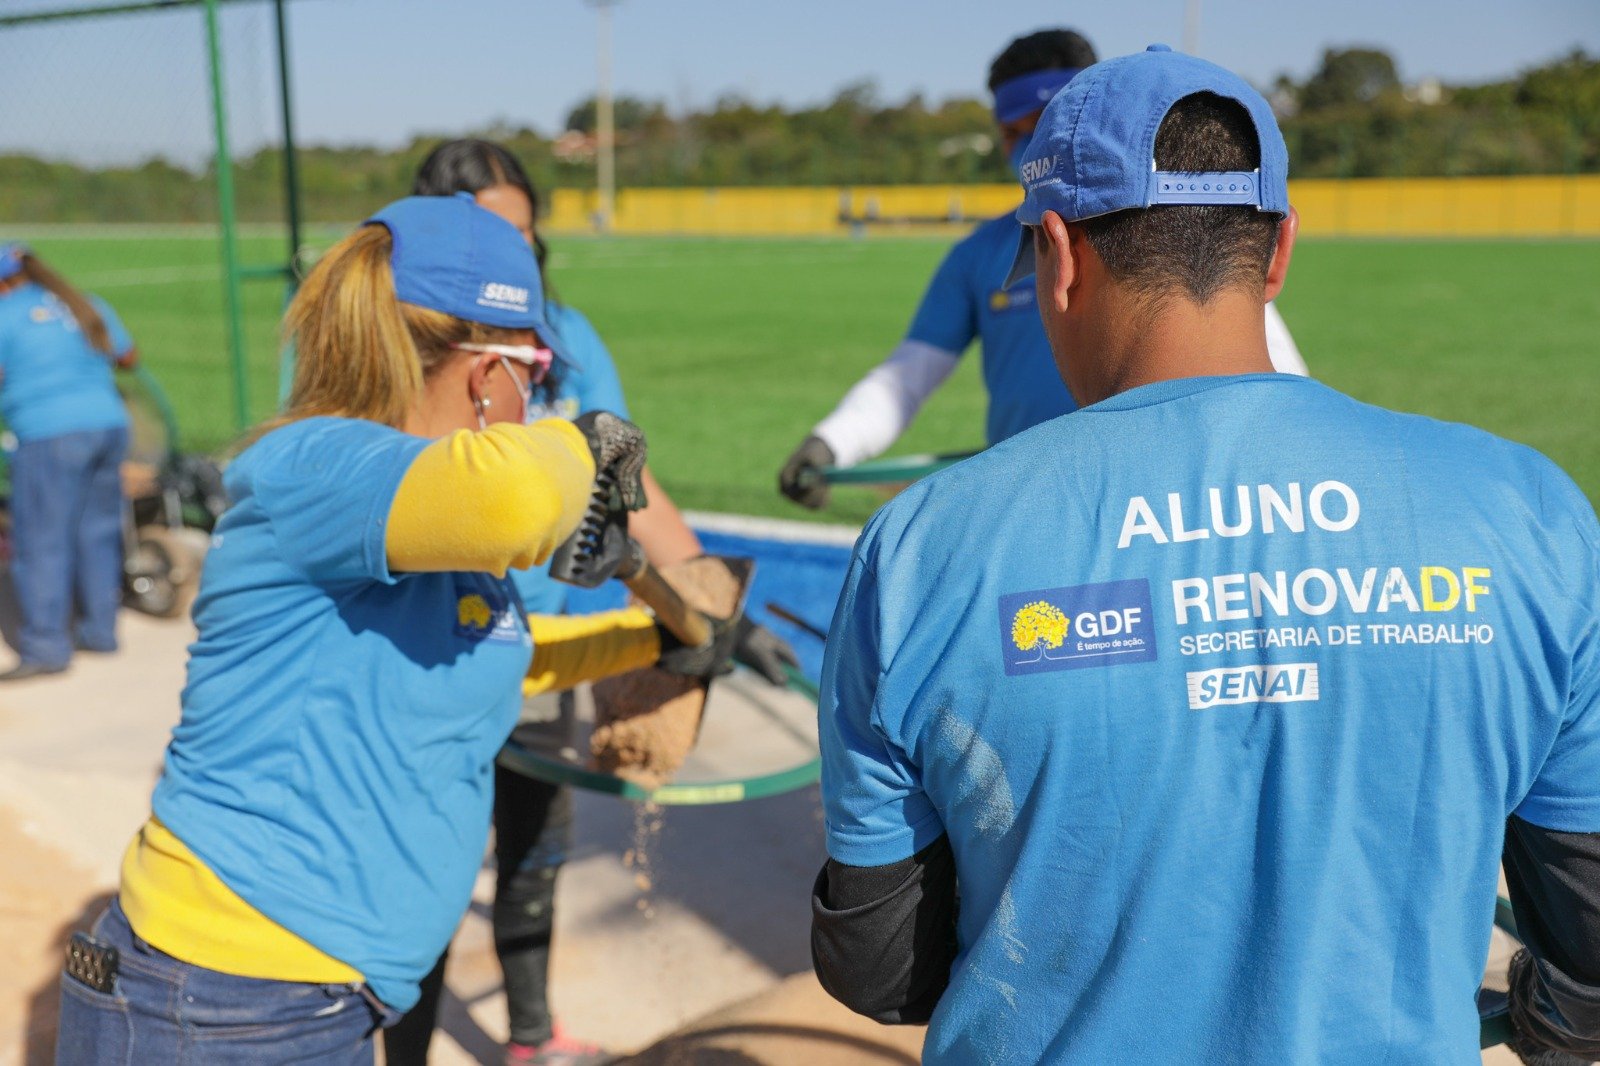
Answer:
[{"left": 684, "top": 510, "right": 861, "bottom": 547}]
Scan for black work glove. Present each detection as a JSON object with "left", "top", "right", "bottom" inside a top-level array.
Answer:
[
  {"left": 779, "top": 434, "right": 835, "bottom": 510},
  {"left": 655, "top": 612, "right": 742, "bottom": 679},
  {"left": 571, "top": 410, "right": 648, "bottom": 512},
  {"left": 550, "top": 412, "right": 647, "bottom": 589},
  {"left": 732, "top": 616, "right": 800, "bottom": 686}
]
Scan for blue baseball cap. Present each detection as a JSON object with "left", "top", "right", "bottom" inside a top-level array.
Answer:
[
  {"left": 364, "top": 194, "right": 571, "bottom": 364},
  {"left": 0, "top": 243, "right": 27, "bottom": 282},
  {"left": 1005, "top": 44, "right": 1289, "bottom": 286}
]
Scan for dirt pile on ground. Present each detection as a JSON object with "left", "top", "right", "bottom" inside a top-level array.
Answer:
[{"left": 0, "top": 810, "right": 109, "bottom": 1066}]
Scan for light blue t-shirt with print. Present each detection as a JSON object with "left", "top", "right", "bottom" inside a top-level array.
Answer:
[
  {"left": 513, "top": 302, "right": 630, "bottom": 616},
  {"left": 905, "top": 212, "right": 1077, "bottom": 446},
  {"left": 151, "top": 416, "right": 535, "bottom": 1011},
  {"left": 820, "top": 374, "right": 1600, "bottom": 1064},
  {"left": 0, "top": 282, "right": 132, "bottom": 441}
]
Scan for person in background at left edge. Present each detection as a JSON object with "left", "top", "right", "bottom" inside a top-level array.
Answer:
[{"left": 0, "top": 243, "right": 137, "bottom": 680}]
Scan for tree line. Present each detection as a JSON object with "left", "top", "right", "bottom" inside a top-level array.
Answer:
[{"left": 1, "top": 46, "right": 1594, "bottom": 225}]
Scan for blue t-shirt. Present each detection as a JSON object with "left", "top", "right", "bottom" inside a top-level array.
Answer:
[
  {"left": 905, "top": 212, "right": 1076, "bottom": 446},
  {"left": 0, "top": 282, "right": 132, "bottom": 441},
  {"left": 513, "top": 302, "right": 629, "bottom": 615},
  {"left": 151, "top": 417, "right": 535, "bottom": 1011},
  {"left": 821, "top": 374, "right": 1600, "bottom": 1064}
]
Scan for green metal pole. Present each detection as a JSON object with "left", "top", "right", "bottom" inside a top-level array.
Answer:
[
  {"left": 274, "top": 0, "right": 303, "bottom": 275},
  {"left": 203, "top": 0, "right": 251, "bottom": 431},
  {"left": 0, "top": 0, "right": 269, "bottom": 30},
  {"left": 274, "top": 0, "right": 303, "bottom": 404}
]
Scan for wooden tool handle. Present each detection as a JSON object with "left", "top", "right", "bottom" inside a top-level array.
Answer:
[{"left": 618, "top": 541, "right": 713, "bottom": 648}]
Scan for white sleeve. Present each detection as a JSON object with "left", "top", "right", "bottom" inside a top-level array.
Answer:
[
  {"left": 811, "top": 339, "right": 961, "bottom": 468},
  {"left": 1265, "top": 302, "right": 1308, "bottom": 377}
]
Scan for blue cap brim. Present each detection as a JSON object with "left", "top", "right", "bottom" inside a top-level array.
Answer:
[{"left": 1004, "top": 229, "right": 1036, "bottom": 289}]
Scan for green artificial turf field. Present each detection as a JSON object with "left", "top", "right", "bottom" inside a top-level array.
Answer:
[{"left": 17, "top": 230, "right": 1599, "bottom": 526}]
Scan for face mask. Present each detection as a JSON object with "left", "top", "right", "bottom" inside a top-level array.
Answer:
[{"left": 1008, "top": 136, "right": 1033, "bottom": 184}]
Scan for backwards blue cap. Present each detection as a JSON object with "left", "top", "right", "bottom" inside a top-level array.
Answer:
[
  {"left": 364, "top": 194, "right": 571, "bottom": 365},
  {"left": 0, "top": 243, "right": 27, "bottom": 282},
  {"left": 1006, "top": 44, "right": 1289, "bottom": 285}
]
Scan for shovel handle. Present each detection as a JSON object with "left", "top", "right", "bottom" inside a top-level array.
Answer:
[{"left": 619, "top": 544, "right": 713, "bottom": 648}]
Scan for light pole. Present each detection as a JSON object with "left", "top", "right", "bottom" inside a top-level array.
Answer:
[
  {"left": 589, "top": 0, "right": 621, "bottom": 232},
  {"left": 1182, "top": 0, "right": 1201, "bottom": 55}
]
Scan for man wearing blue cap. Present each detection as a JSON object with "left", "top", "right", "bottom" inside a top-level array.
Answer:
[
  {"left": 811, "top": 46, "right": 1600, "bottom": 1064},
  {"left": 778, "top": 30, "right": 1308, "bottom": 510}
]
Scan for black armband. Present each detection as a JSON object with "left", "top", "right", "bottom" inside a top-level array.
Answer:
[{"left": 810, "top": 834, "right": 959, "bottom": 1025}]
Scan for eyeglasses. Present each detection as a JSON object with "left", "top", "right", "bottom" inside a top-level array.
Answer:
[{"left": 450, "top": 342, "right": 554, "bottom": 386}]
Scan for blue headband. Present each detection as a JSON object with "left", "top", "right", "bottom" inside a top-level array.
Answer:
[{"left": 992, "top": 67, "right": 1082, "bottom": 123}]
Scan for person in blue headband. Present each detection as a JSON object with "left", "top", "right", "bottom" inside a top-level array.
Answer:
[
  {"left": 0, "top": 243, "right": 139, "bottom": 680},
  {"left": 779, "top": 29, "right": 1308, "bottom": 510},
  {"left": 55, "top": 195, "right": 743, "bottom": 1065},
  {"left": 811, "top": 45, "right": 1600, "bottom": 1064}
]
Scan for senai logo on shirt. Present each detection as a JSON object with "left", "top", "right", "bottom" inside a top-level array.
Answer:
[
  {"left": 998, "top": 579, "right": 1158, "bottom": 676},
  {"left": 454, "top": 581, "right": 524, "bottom": 644}
]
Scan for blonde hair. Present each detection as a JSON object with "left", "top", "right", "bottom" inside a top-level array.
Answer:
[{"left": 279, "top": 225, "right": 519, "bottom": 430}]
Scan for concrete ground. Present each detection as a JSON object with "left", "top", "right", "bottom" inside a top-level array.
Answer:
[{"left": 0, "top": 603, "right": 1520, "bottom": 1065}]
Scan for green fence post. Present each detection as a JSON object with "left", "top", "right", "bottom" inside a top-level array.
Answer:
[{"left": 203, "top": 0, "right": 251, "bottom": 431}]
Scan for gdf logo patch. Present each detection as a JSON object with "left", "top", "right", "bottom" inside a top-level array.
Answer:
[{"left": 998, "top": 579, "right": 1158, "bottom": 676}]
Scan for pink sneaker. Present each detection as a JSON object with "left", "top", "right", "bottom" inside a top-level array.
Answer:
[{"left": 505, "top": 1024, "right": 608, "bottom": 1066}]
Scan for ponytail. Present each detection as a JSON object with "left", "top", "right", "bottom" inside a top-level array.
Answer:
[
  {"left": 277, "top": 225, "right": 520, "bottom": 432},
  {"left": 21, "top": 253, "right": 114, "bottom": 357}
]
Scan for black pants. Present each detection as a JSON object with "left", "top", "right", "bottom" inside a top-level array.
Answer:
[{"left": 384, "top": 716, "right": 574, "bottom": 1063}]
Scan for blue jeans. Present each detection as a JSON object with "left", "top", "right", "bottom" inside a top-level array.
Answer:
[
  {"left": 10, "top": 426, "right": 128, "bottom": 665},
  {"left": 55, "top": 898, "right": 399, "bottom": 1065}
]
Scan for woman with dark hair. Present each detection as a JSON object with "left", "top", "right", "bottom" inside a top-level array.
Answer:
[
  {"left": 391, "top": 139, "right": 797, "bottom": 1066},
  {"left": 0, "top": 243, "right": 137, "bottom": 679}
]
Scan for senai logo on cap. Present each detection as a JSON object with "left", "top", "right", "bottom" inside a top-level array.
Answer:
[
  {"left": 478, "top": 281, "right": 530, "bottom": 314},
  {"left": 1020, "top": 155, "right": 1057, "bottom": 185}
]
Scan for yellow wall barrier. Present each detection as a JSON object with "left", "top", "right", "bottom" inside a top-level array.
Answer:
[{"left": 547, "top": 175, "right": 1600, "bottom": 239}]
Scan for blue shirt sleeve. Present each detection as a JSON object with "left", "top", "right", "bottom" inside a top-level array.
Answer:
[
  {"left": 818, "top": 544, "right": 942, "bottom": 867},
  {"left": 551, "top": 304, "right": 629, "bottom": 419},
  {"left": 903, "top": 237, "right": 979, "bottom": 355},
  {"left": 248, "top": 418, "right": 430, "bottom": 587},
  {"left": 1516, "top": 473, "right": 1600, "bottom": 832},
  {"left": 88, "top": 295, "right": 134, "bottom": 358}
]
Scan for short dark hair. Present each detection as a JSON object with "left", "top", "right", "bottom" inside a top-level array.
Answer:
[
  {"left": 1080, "top": 93, "right": 1280, "bottom": 304},
  {"left": 987, "top": 29, "right": 1098, "bottom": 92}
]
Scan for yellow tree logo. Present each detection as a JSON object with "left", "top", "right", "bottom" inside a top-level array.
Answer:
[
  {"left": 1011, "top": 601, "right": 1069, "bottom": 662},
  {"left": 457, "top": 594, "right": 493, "bottom": 631}
]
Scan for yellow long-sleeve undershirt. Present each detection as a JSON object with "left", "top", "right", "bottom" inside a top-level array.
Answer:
[{"left": 386, "top": 418, "right": 595, "bottom": 576}]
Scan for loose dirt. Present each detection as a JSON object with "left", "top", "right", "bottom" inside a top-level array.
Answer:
[{"left": 591, "top": 557, "right": 745, "bottom": 789}]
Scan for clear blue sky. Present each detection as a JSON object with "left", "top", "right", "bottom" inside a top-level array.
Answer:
[{"left": 1, "top": 0, "right": 1596, "bottom": 166}]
